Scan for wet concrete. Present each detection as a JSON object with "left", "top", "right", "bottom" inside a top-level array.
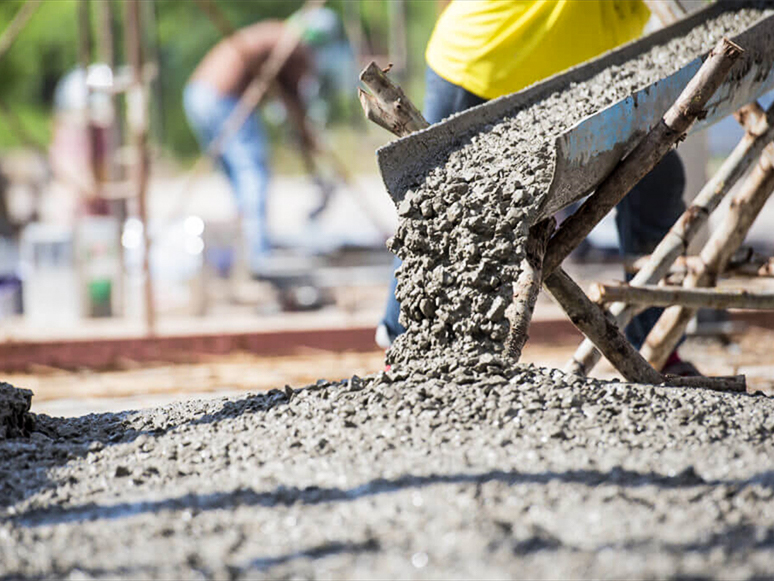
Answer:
[
  {"left": 0, "top": 383, "right": 33, "bottom": 440},
  {"left": 2, "top": 364, "right": 774, "bottom": 579}
]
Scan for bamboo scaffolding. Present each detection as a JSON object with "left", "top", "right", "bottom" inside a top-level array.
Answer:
[
  {"left": 567, "top": 99, "right": 774, "bottom": 376},
  {"left": 590, "top": 283, "right": 774, "bottom": 310},
  {"left": 542, "top": 38, "right": 744, "bottom": 279},
  {"left": 641, "top": 148, "right": 774, "bottom": 369}
]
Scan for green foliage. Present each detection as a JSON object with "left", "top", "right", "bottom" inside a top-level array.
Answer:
[{"left": 0, "top": 0, "right": 81, "bottom": 146}]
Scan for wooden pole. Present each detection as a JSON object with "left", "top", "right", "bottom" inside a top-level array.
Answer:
[
  {"left": 358, "top": 61, "right": 429, "bottom": 137},
  {"left": 0, "top": 0, "right": 40, "bottom": 64},
  {"left": 590, "top": 283, "right": 774, "bottom": 311},
  {"left": 542, "top": 38, "right": 744, "bottom": 278},
  {"left": 641, "top": 150, "right": 774, "bottom": 370},
  {"left": 507, "top": 218, "right": 554, "bottom": 361},
  {"left": 544, "top": 268, "right": 665, "bottom": 384},
  {"left": 662, "top": 374, "right": 747, "bottom": 393},
  {"left": 125, "top": 0, "right": 155, "bottom": 336},
  {"left": 546, "top": 268, "right": 746, "bottom": 391},
  {"left": 77, "top": 0, "right": 100, "bottom": 208},
  {"left": 566, "top": 99, "right": 774, "bottom": 376}
]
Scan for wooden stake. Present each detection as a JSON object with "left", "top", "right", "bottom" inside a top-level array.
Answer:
[
  {"left": 358, "top": 62, "right": 429, "bottom": 137},
  {"left": 507, "top": 219, "right": 554, "bottom": 361},
  {"left": 641, "top": 151, "right": 774, "bottom": 369},
  {"left": 543, "top": 38, "right": 744, "bottom": 278},
  {"left": 567, "top": 99, "right": 774, "bottom": 376},
  {"left": 591, "top": 283, "right": 774, "bottom": 311}
]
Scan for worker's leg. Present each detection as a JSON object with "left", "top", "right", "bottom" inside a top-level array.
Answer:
[
  {"left": 183, "top": 82, "right": 219, "bottom": 153},
  {"left": 183, "top": 82, "right": 271, "bottom": 271},
  {"left": 615, "top": 149, "right": 686, "bottom": 350},
  {"left": 378, "top": 67, "right": 486, "bottom": 346},
  {"left": 220, "top": 112, "right": 271, "bottom": 271}
]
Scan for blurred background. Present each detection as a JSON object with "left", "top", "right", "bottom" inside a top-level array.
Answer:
[{"left": 0, "top": 0, "right": 443, "bottom": 335}]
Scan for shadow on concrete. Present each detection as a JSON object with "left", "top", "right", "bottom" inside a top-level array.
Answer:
[
  {"left": 0, "top": 538, "right": 380, "bottom": 580},
  {"left": 0, "top": 388, "right": 294, "bottom": 508},
  {"left": 14, "top": 467, "right": 774, "bottom": 529}
]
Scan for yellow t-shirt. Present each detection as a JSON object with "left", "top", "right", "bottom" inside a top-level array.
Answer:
[{"left": 426, "top": 0, "right": 651, "bottom": 100}]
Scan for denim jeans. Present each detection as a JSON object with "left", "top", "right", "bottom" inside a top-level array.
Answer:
[
  {"left": 183, "top": 81, "right": 271, "bottom": 270},
  {"left": 381, "top": 66, "right": 686, "bottom": 351}
]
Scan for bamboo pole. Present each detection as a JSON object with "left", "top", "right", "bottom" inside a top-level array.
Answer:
[
  {"left": 0, "top": 0, "right": 40, "bottom": 64},
  {"left": 641, "top": 149, "right": 774, "bottom": 370},
  {"left": 125, "top": 0, "right": 155, "bottom": 336},
  {"left": 590, "top": 283, "right": 774, "bottom": 311},
  {"left": 542, "top": 38, "right": 744, "bottom": 279},
  {"left": 566, "top": 99, "right": 774, "bottom": 376}
]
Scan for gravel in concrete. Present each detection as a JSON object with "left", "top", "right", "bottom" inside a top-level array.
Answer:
[
  {"left": 2, "top": 365, "right": 774, "bottom": 579},
  {"left": 0, "top": 383, "right": 33, "bottom": 440}
]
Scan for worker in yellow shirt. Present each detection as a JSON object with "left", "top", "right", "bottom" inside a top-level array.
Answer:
[{"left": 378, "top": 0, "right": 696, "bottom": 375}]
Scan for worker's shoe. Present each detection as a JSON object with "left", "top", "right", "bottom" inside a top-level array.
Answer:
[{"left": 661, "top": 351, "right": 702, "bottom": 377}]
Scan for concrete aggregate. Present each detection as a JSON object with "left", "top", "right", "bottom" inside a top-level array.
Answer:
[{"left": 2, "top": 366, "right": 774, "bottom": 579}]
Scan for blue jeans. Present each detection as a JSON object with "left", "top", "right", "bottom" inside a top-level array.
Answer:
[
  {"left": 381, "top": 67, "right": 686, "bottom": 350},
  {"left": 183, "top": 81, "right": 271, "bottom": 269}
]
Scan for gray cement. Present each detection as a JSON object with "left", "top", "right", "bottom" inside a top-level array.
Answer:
[
  {"left": 387, "top": 5, "right": 773, "bottom": 371},
  {"left": 2, "top": 367, "right": 774, "bottom": 579}
]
